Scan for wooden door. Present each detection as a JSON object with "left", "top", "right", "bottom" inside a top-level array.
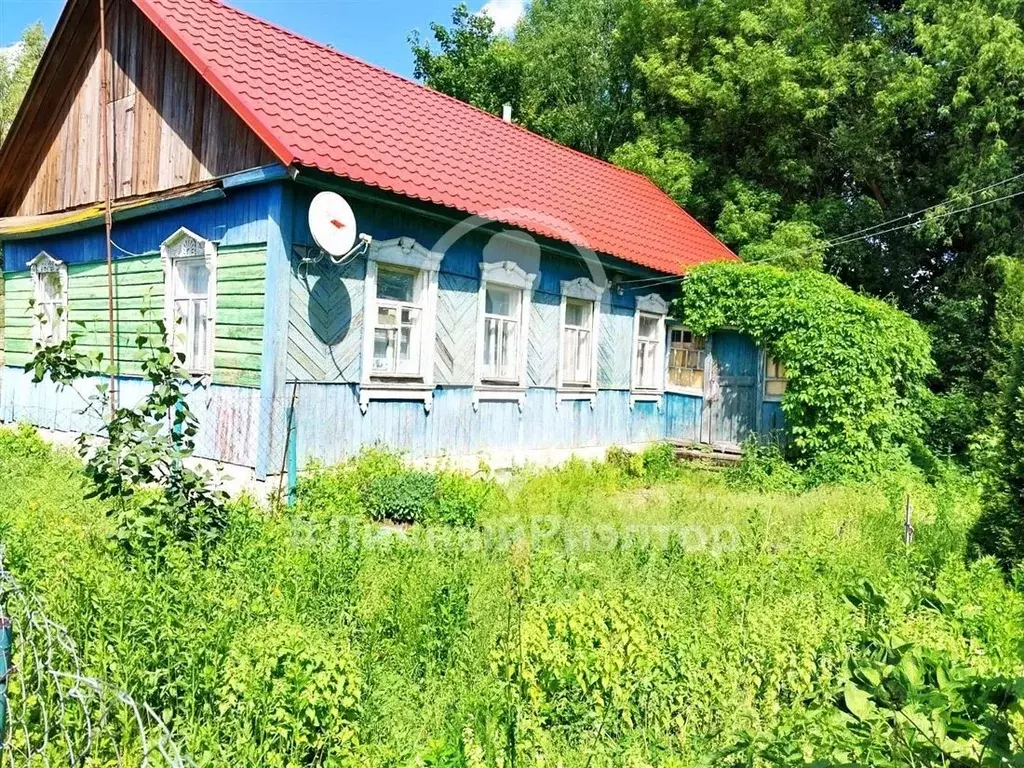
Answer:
[{"left": 705, "top": 330, "right": 760, "bottom": 450}]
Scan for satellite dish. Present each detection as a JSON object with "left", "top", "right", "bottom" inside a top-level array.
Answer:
[{"left": 309, "top": 191, "right": 357, "bottom": 257}]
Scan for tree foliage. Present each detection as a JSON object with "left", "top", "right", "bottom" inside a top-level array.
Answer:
[
  {"left": 677, "top": 262, "right": 934, "bottom": 474},
  {"left": 412, "top": 0, "right": 1024, "bottom": 447},
  {"left": 0, "top": 23, "right": 46, "bottom": 141}
]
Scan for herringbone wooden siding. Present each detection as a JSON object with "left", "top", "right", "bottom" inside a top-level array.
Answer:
[
  {"left": 435, "top": 273, "right": 477, "bottom": 385},
  {"left": 598, "top": 305, "right": 633, "bottom": 389},
  {"left": 287, "top": 257, "right": 365, "bottom": 382},
  {"left": 528, "top": 296, "right": 559, "bottom": 387},
  {"left": 285, "top": 264, "right": 642, "bottom": 389}
]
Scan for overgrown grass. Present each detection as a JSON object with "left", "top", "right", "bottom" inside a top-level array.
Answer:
[{"left": 0, "top": 426, "right": 1021, "bottom": 765}]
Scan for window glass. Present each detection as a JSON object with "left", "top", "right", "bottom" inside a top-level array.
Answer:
[
  {"left": 562, "top": 298, "right": 594, "bottom": 385},
  {"left": 639, "top": 315, "right": 659, "bottom": 339},
  {"left": 175, "top": 261, "right": 210, "bottom": 296},
  {"left": 765, "top": 356, "right": 788, "bottom": 397},
  {"left": 39, "top": 272, "right": 62, "bottom": 303},
  {"left": 372, "top": 266, "right": 422, "bottom": 376},
  {"left": 482, "top": 285, "right": 522, "bottom": 382},
  {"left": 485, "top": 285, "right": 518, "bottom": 317},
  {"left": 564, "top": 299, "right": 591, "bottom": 328},
  {"left": 33, "top": 263, "right": 68, "bottom": 345},
  {"left": 170, "top": 258, "right": 211, "bottom": 371},
  {"left": 668, "top": 327, "right": 705, "bottom": 391},
  {"left": 377, "top": 268, "right": 416, "bottom": 302},
  {"left": 635, "top": 313, "right": 661, "bottom": 390}
]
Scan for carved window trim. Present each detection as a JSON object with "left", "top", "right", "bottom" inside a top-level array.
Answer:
[
  {"left": 360, "top": 237, "right": 443, "bottom": 414},
  {"left": 557, "top": 277, "right": 604, "bottom": 406},
  {"left": 161, "top": 227, "right": 217, "bottom": 375},
  {"left": 28, "top": 251, "right": 69, "bottom": 346},
  {"left": 631, "top": 293, "right": 669, "bottom": 409},
  {"left": 473, "top": 260, "right": 538, "bottom": 411}
]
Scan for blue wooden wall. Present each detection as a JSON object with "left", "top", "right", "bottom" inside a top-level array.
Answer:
[
  {"left": 288, "top": 385, "right": 704, "bottom": 466},
  {"left": 286, "top": 187, "right": 657, "bottom": 389},
  {"left": 1, "top": 178, "right": 789, "bottom": 469},
  {"left": 4, "top": 185, "right": 273, "bottom": 269}
]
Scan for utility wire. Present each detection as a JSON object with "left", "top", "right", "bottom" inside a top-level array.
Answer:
[
  {"left": 821, "top": 170, "right": 1024, "bottom": 248},
  {"left": 619, "top": 183, "right": 1024, "bottom": 288}
]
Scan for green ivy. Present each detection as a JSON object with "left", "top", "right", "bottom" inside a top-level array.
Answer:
[{"left": 676, "top": 262, "right": 934, "bottom": 474}]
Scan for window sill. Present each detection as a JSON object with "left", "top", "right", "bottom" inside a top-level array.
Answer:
[
  {"left": 629, "top": 391, "right": 663, "bottom": 410},
  {"left": 473, "top": 385, "right": 527, "bottom": 412},
  {"left": 556, "top": 387, "right": 597, "bottom": 409},
  {"left": 359, "top": 383, "right": 434, "bottom": 414},
  {"left": 763, "top": 394, "right": 785, "bottom": 403},
  {"left": 666, "top": 386, "right": 705, "bottom": 398}
]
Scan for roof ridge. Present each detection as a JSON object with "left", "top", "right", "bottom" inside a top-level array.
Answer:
[{"left": 197, "top": 0, "right": 664, "bottom": 189}]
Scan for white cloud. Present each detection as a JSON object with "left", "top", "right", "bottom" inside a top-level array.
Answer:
[{"left": 479, "top": 0, "right": 525, "bottom": 34}]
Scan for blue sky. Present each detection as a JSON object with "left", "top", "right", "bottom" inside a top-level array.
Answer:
[{"left": 0, "top": 0, "right": 525, "bottom": 79}]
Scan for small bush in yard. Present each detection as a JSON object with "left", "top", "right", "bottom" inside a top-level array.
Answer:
[
  {"left": 297, "top": 448, "right": 494, "bottom": 526},
  {"left": 295, "top": 448, "right": 406, "bottom": 520},
  {"left": 363, "top": 470, "right": 438, "bottom": 523},
  {"left": 606, "top": 442, "right": 679, "bottom": 483}
]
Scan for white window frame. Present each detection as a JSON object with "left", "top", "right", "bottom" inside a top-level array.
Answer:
[
  {"left": 161, "top": 227, "right": 217, "bottom": 375},
  {"left": 557, "top": 277, "right": 604, "bottom": 407},
  {"left": 28, "top": 251, "right": 69, "bottom": 346},
  {"left": 473, "top": 260, "right": 537, "bottom": 411},
  {"left": 666, "top": 324, "right": 707, "bottom": 396},
  {"left": 764, "top": 354, "right": 788, "bottom": 402},
  {"left": 630, "top": 293, "right": 669, "bottom": 409},
  {"left": 360, "top": 237, "right": 443, "bottom": 414}
]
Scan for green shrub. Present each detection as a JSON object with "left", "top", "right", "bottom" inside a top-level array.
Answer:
[
  {"left": 729, "top": 438, "right": 805, "bottom": 491},
  {"left": 971, "top": 335, "right": 1024, "bottom": 568},
  {"left": 295, "top": 447, "right": 406, "bottom": 519},
  {"left": 729, "top": 580, "right": 1024, "bottom": 766},
  {"left": 298, "top": 449, "right": 493, "bottom": 526},
  {"left": 221, "top": 620, "right": 363, "bottom": 766},
  {"left": 639, "top": 442, "right": 678, "bottom": 481},
  {"left": 605, "top": 443, "right": 679, "bottom": 484},
  {"left": 431, "top": 471, "right": 491, "bottom": 526},
  {"left": 677, "top": 262, "right": 934, "bottom": 475},
  {"left": 363, "top": 470, "right": 438, "bottom": 523}
]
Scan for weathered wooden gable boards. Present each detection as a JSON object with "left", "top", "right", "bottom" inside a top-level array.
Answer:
[{"left": 9, "top": 0, "right": 275, "bottom": 217}]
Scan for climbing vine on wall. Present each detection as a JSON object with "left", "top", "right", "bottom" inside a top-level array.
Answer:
[{"left": 675, "top": 262, "right": 934, "bottom": 475}]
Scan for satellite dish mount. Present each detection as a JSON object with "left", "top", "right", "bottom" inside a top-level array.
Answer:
[{"left": 300, "top": 191, "right": 371, "bottom": 267}]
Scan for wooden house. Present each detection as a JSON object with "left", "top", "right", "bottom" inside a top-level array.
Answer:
[{"left": 0, "top": 0, "right": 786, "bottom": 478}]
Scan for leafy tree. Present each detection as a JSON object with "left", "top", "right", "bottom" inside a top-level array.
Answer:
[
  {"left": 412, "top": 0, "right": 1024, "bottom": 453},
  {"left": 410, "top": 5, "right": 523, "bottom": 118},
  {"left": 0, "top": 23, "right": 46, "bottom": 140}
]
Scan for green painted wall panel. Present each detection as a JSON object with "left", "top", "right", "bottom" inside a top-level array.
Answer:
[
  {"left": 215, "top": 324, "right": 264, "bottom": 341},
  {"left": 217, "top": 308, "right": 265, "bottom": 326},
  {"left": 3, "top": 246, "right": 268, "bottom": 387},
  {"left": 213, "top": 246, "right": 266, "bottom": 386}
]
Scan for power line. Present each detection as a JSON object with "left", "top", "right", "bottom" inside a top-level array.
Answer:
[
  {"left": 822, "top": 170, "right": 1024, "bottom": 248},
  {"left": 620, "top": 182, "right": 1024, "bottom": 286}
]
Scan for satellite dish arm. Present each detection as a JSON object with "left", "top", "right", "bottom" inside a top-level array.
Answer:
[{"left": 329, "top": 233, "right": 372, "bottom": 266}]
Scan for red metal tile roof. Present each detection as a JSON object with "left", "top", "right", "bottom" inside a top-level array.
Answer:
[{"left": 133, "top": 0, "right": 737, "bottom": 275}]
